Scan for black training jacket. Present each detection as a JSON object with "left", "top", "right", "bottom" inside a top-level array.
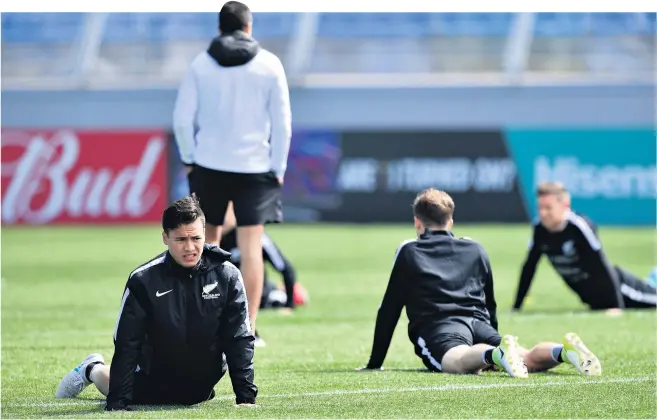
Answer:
[
  {"left": 366, "top": 229, "right": 498, "bottom": 369},
  {"left": 106, "top": 244, "right": 257, "bottom": 409}
]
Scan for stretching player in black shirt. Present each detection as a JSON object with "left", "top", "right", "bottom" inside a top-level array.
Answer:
[
  {"left": 221, "top": 227, "right": 300, "bottom": 311},
  {"left": 360, "top": 189, "right": 601, "bottom": 378},
  {"left": 514, "top": 182, "right": 656, "bottom": 312}
]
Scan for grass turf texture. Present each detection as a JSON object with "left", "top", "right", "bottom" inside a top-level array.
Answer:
[{"left": 1, "top": 224, "right": 655, "bottom": 418}]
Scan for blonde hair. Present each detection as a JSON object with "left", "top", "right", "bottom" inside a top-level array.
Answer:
[{"left": 536, "top": 181, "right": 570, "bottom": 201}]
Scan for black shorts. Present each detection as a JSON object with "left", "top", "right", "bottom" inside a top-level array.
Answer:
[
  {"left": 413, "top": 317, "right": 501, "bottom": 373},
  {"left": 188, "top": 165, "right": 283, "bottom": 227}
]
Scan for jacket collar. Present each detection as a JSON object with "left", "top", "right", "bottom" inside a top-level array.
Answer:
[
  {"left": 164, "top": 244, "right": 232, "bottom": 277},
  {"left": 164, "top": 252, "right": 204, "bottom": 277},
  {"left": 421, "top": 229, "right": 455, "bottom": 239}
]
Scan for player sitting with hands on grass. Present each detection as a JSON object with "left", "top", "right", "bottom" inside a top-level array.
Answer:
[
  {"left": 360, "top": 188, "right": 602, "bottom": 378},
  {"left": 513, "top": 181, "right": 656, "bottom": 314},
  {"left": 55, "top": 194, "right": 258, "bottom": 410}
]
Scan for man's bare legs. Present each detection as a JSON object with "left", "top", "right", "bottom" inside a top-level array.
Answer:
[
  {"left": 521, "top": 333, "right": 601, "bottom": 375},
  {"left": 519, "top": 342, "right": 562, "bottom": 372},
  {"left": 439, "top": 333, "right": 601, "bottom": 377},
  {"left": 205, "top": 222, "right": 223, "bottom": 246},
  {"left": 223, "top": 202, "right": 237, "bottom": 232},
  {"left": 206, "top": 202, "right": 237, "bottom": 246},
  {"left": 441, "top": 344, "right": 500, "bottom": 374},
  {"left": 237, "top": 225, "right": 265, "bottom": 333},
  {"left": 441, "top": 336, "right": 528, "bottom": 377},
  {"left": 218, "top": 202, "right": 264, "bottom": 335},
  {"left": 88, "top": 364, "right": 110, "bottom": 396}
]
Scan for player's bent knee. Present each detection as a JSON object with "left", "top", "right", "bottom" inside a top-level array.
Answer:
[{"left": 440, "top": 345, "right": 472, "bottom": 373}]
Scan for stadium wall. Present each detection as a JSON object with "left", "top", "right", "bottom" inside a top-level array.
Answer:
[{"left": 2, "top": 84, "right": 655, "bottom": 226}]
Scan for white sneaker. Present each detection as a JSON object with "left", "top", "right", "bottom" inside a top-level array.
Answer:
[
  {"left": 55, "top": 353, "right": 105, "bottom": 398},
  {"left": 254, "top": 330, "right": 266, "bottom": 348},
  {"left": 495, "top": 335, "right": 529, "bottom": 378},
  {"left": 254, "top": 336, "right": 267, "bottom": 348}
]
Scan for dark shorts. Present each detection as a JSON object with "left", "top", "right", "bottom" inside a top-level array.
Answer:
[
  {"left": 413, "top": 317, "right": 501, "bottom": 373},
  {"left": 188, "top": 165, "right": 283, "bottom": 227}
]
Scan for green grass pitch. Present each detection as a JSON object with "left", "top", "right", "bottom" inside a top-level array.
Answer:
[{"left": 1, "top": 223, "right": 655, "bottom": 418}]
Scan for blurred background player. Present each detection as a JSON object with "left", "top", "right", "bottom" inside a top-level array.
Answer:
[
  {"left": 360, "top": 188, "right": 601, "bottom": 378},
  {"left": 221, "top": 203, "right": 309, "bottom": 347},
  {"left": 223, "top": 202, "right": 307, "bottom": 305},
  {"left": 173, "top": 1, "right": 293, "bottom": 344},
  {"left": 513, "top": 181, "right": 657, "bottom": 313}
]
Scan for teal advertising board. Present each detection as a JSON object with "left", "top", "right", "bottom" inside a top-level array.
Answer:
[{"left": 505, "top": 129, "right": 656, "bottom": 226}]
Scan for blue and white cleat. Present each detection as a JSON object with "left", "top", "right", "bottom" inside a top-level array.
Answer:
[{"left": 55, "top": 353, "right": 104, "bottom": 398}]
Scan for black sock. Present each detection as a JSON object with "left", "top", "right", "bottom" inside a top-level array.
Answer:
[
  {"left": 483, "top": 349, "right": 495, "bottom": 365},
  {"left": 85, "top": 361, "right": 103, "bottom": 382}
]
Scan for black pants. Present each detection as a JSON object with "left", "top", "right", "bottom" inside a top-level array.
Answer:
[
  {"left": 413, "top": 317, "right": 501, "bottom": 373},
  {"left": 131, "top": 363, "right": 226, "bottom": 406},
  {"left": 615, "top": 266, "right": 657, "bottom": 309}
]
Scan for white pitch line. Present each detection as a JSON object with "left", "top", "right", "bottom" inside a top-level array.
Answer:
[{"left": 2, "top": 376, "right": 652, "bottom": 408}]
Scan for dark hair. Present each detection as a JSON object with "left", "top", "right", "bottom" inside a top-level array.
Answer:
[
  {"left": 219, "top": 1, "right": 252, "bottom": 33},
  {"left": 162, "top": 193, "right": 205, "bottom": 233},
  {"left": 412, "top": 188, "right": 455, "bottom": 228}
]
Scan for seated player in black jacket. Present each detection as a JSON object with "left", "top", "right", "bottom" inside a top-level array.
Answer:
[
  {"left": 55, "top": 194, "right": 257, "bottom": 410},
  {"left": 360, "top": 188, "right": 601, "bottom": 378}
]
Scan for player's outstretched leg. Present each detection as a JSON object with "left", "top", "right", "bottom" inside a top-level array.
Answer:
[
  {"left": 519, "top": 333, "right": 601, "bottom": 376},
  {"left": 55, "top": 353, "right": 105, "bottom": 398},
  {"left": 562, "top": 332, "right": 602, "bottom": 376}
]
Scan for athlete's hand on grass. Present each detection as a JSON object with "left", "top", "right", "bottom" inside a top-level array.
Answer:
[
  {"left": 605, "top": 308, "right": 623, "bottom": 317},
  {"left": 104, "top": 404, "right": 133, "bottom": 411},
  {"left": 355, "top": 366, "right": 383, "bottom": 371}
]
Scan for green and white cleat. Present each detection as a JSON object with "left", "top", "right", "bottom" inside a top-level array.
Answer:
[
  {"left": 494, "top": 335, "right": 528, "bottom": 379},
  {"left": 562, "top": 333, "right": 601, "bottom": 376}
]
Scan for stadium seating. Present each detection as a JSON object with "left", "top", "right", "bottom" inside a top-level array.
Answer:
[
  {"left": 2, "top": 13, "right": 655, "bottom": 44},
  {"left": 1, "top": 13, "right": 654, "bottom": 81}
]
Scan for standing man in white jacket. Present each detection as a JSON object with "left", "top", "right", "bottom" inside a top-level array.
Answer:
[{"left": 173, "top": 1, "right": 292, "bottom": 347}]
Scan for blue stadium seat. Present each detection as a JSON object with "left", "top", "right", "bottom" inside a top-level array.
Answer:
[
  {"left": 1, "top": 12, "right": 653, "bottom": 45},
  {"left": 317, "top": 13, "right": 514, "bottom": 38},
  {"left": 100, "top": 13, "right": 295, "bottom": 44},
  {"left": 1, "top": 13, "right": 84, "bottom": 44},
  {"left": 431, "top": 13, "right": 513, "bottom": 36},
  {"left": 534, "top": 13, "right": 655, "bottom": 37}
]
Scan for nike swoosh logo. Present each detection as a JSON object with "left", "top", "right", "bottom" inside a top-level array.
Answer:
[{"left": 156, "top": 289, "right": 173, "bottom": 297}]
